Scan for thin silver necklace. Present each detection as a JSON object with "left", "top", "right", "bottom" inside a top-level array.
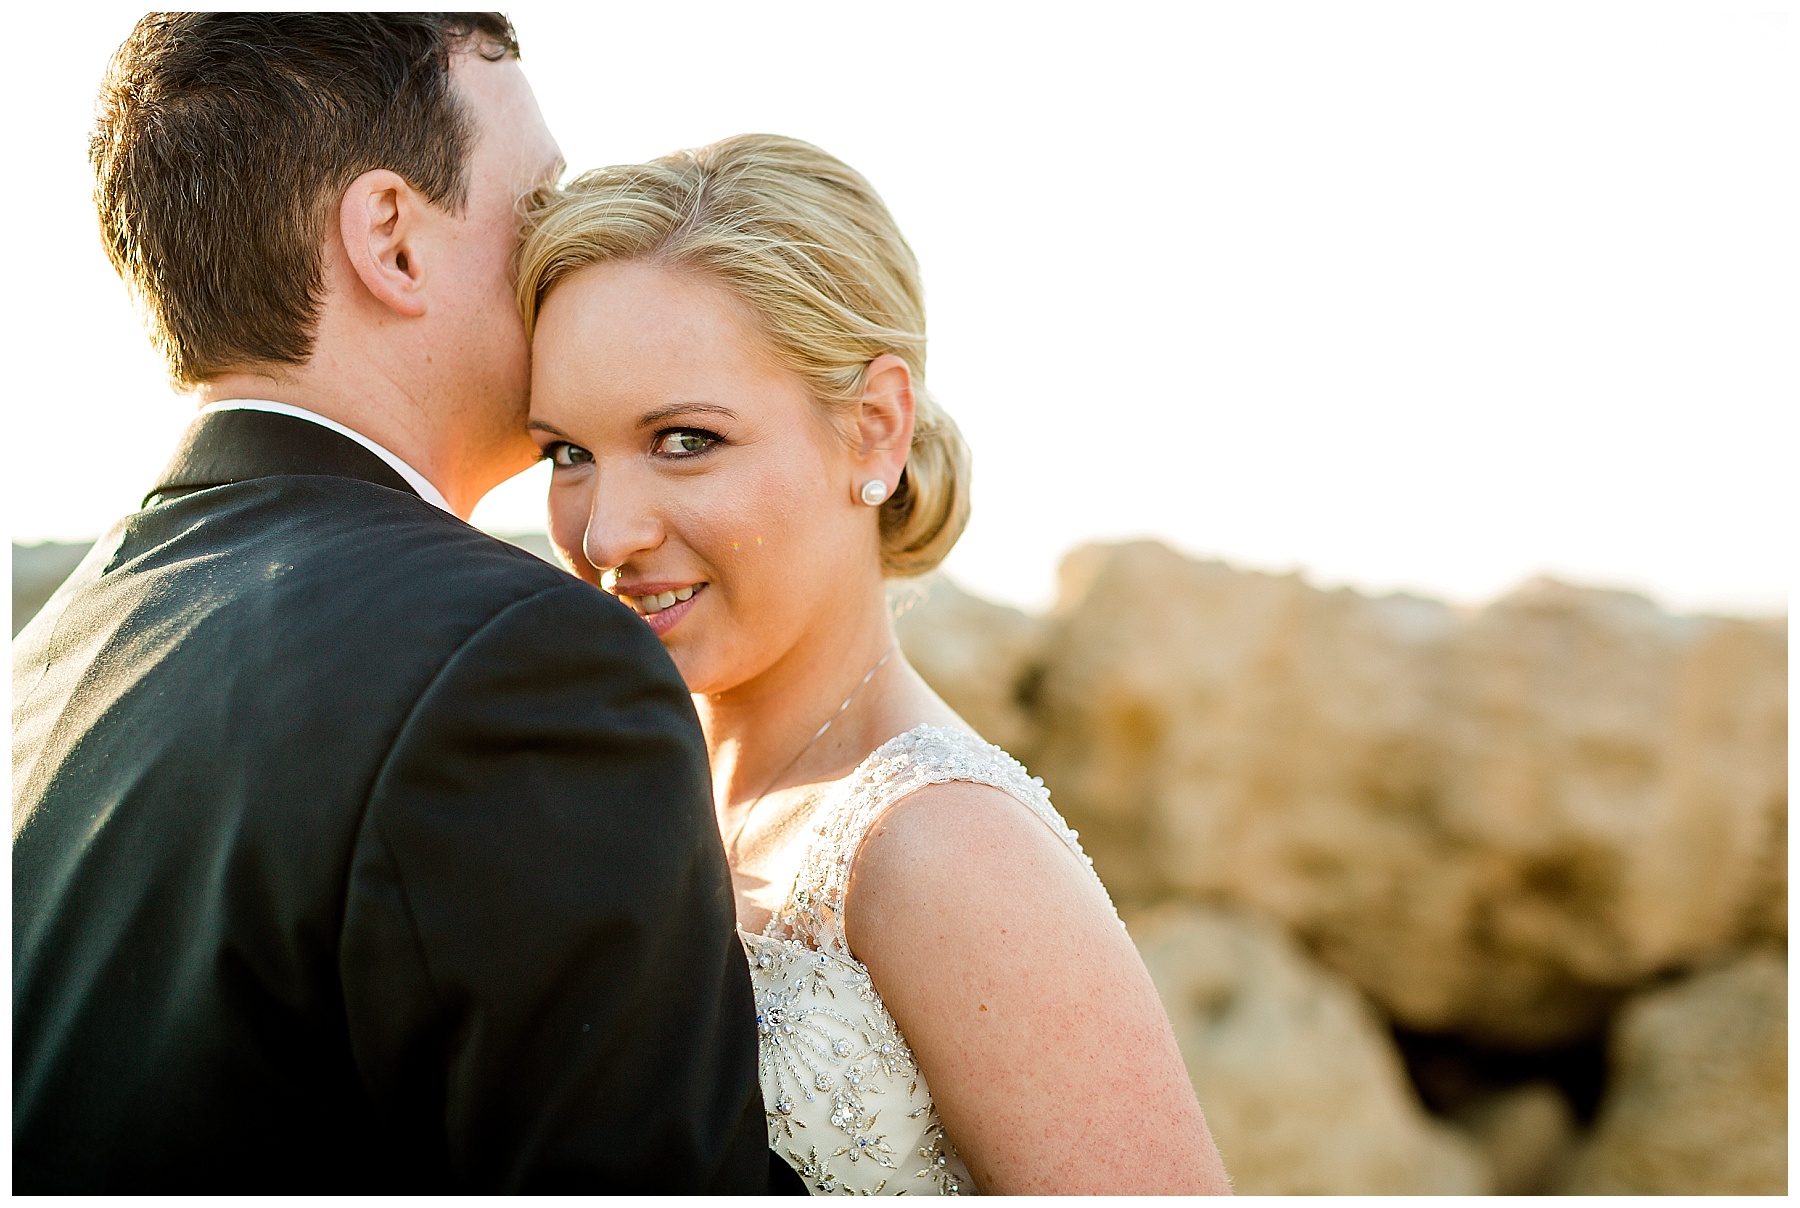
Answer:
[{"left": 725, "top": 647, "right": 895, "bottom": 860}]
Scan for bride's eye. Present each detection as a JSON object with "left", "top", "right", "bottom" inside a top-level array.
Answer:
[
  {"left": 544, "top": 441, "right": 593, "bottom": 467},
  {"left": 652, "top": 428, "right": 721, "bottom": 458}
]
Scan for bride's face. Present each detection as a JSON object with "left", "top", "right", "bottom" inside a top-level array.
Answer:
[{"left": 528, "top": 259, "right": 885, "bottom": 694}]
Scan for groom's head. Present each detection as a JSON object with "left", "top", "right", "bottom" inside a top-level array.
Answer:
[{"left": 92, "top": 13, "right": 562, "bottom": 497}]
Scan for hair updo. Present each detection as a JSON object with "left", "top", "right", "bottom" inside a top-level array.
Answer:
[{"left": 515, "top": 133, "right": 970, "bottom": 579}]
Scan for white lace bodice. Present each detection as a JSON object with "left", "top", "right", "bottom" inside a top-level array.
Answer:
[{"left": 742, "top": 724, "right": 1116, "bottom": 1196}]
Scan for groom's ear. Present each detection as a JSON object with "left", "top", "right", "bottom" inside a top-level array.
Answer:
[
  {"left": 854, "top": 353, "right": 917, "bottom": 473},
  {"left": 338, "top": 169, "right": 429, "bottom": 318}
]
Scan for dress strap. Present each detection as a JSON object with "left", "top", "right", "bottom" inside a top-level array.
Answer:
[{"left": 763, "top": 724, "right": 1113, "bottom": 957}]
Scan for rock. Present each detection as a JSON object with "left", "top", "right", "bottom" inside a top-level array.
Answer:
[
  {"left": 1131, "top": 903, "right": 1491, "bottom": 1194},
  {"left": 1429, "top": 580, "right": 1788, "bottom": 1039},
  {"left": 1745, "top": 803, "right": 1787, "bottom": 944},
  {"left": 1029, "top": 541, "right": 1787, "bottom": 1046},
  {"left": 893, "top": 575, "right": 1045, "bottom": 756},
  {"left": 1561, "top": 951, "right": 1787, "bottom": 1194},
  {"left": 1454, "top": 1081, "right": 1577, "bottom": 1194}
]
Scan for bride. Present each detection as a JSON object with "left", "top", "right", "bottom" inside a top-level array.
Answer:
[{"left": 514, "top": 134, "right": 1230, "bottom": 1196}]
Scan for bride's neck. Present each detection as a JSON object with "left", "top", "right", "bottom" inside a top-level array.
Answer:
[{"left": 697, "top": 590, "right": 900, "bottom": 813}]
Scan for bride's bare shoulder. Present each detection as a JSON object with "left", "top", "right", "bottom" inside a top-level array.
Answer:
[
  {"left": 838, "top": 768, "right": 1229, "bottom": 1194},
  {"left": 842, "top": 773, "right": 1110, "bottom": 961}
]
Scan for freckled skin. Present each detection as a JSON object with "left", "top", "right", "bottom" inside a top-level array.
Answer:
[
  {"left": 849, "top": 783, "right": 1232, "bottom": 1193},
  {"left": 528, "top": 262, "right": 877, "bottom": 701},
  {"left": 528, "top": 259, "right": 1232, "bottom": 1195}
]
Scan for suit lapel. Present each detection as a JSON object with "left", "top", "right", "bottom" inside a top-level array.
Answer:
[{"left": 147, "top": 409, "right": 417, "bottom": 506}]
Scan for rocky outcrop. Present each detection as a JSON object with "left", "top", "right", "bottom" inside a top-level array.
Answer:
[
  {"left": 1455, "top": 1081, "right": 1578, "bottom": 1195},
  {"left": 897, "top": 544, "right": 1785, "bottom": 1191},
  {"left": 1560, "top": 951, "right": 1787, "bottom": 1194},
  {"left": 1023, "top": 542, "right": 1786, "bottom": 1046},
  {"left": 893, "top": 576, "right": 1045, "bottom": 757},
  {"left": 1130, "top": 903, "right": 1492, "bottom": 1194}
]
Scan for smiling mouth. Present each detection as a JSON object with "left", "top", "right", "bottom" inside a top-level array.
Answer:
[{"left": 616, "top": 583, "right": 706, "bottom": 617}]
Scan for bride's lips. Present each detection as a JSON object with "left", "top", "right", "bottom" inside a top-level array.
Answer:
[{"left": 610, "top": 581, "right": 707, "bottom": 637}]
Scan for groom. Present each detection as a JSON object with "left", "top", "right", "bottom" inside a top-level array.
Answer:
[{"left": 13, "top": 14, "right": 779, "bottom": 1193}]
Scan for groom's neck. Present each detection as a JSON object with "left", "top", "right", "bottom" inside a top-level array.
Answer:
[{"left": 194, "top": 367, "right": 535, "bottom": 520}]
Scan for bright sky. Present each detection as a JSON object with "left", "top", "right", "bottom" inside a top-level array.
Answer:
[{"left": 4, "top": 3, "right": 1791, "bottom": 616}]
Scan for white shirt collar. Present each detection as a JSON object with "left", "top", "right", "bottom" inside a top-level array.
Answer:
[{"left": 197, "top": 399, "right": 455, "bottom": 515}]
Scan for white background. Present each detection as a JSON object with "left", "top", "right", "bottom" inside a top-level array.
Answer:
[{"left": 4, "top": 3, "right": 1792, "bottom": 615}]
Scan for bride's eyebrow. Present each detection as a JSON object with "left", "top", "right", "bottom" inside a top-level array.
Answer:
[{"left": 638, "top": 403, "right": 738, "bottom": 427}]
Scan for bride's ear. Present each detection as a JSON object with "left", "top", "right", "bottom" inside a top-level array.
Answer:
[
  {"left": 338, "top": 169, "right": 429, "bottom": 318},
  {"left": 852, "top": 354, "right": 917, "bottom": 496}
]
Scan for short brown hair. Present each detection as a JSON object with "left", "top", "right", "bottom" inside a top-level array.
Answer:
[{"left": 92, "top": 13, "right": 519, "bottom": 387}]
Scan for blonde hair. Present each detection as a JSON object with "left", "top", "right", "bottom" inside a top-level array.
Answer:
[{"left": 515, "top": 133, "right": 970, "bottom": 578}]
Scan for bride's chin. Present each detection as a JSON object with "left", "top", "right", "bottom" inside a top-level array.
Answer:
[
  {"left": 670, "top": 653, "right": 736, "bottom": 699},
  {"left": 678, "top": 648, "right": 780, "bottom": 702}
]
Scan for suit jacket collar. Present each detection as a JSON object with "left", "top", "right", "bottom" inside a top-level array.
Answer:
[{"left": 146, "top": 408, "right": 418, "bottom": 507}]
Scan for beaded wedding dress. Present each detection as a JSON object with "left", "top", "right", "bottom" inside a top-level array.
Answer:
[{"left": 742, "top": 724, "right": 1116, "bottom": 1196}]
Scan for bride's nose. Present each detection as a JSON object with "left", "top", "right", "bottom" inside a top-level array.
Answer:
[{"left": 582, "top": 475, "right": 666, "bottom": 578}]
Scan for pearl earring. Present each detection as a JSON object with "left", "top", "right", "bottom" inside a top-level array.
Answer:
[{"left": 859, "top": 479, "right": 889, "bottom": 507}]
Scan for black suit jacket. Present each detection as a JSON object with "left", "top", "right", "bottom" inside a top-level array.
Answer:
[{"left": 12, "top": 409, "right": 772, "bottom": 1192}]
